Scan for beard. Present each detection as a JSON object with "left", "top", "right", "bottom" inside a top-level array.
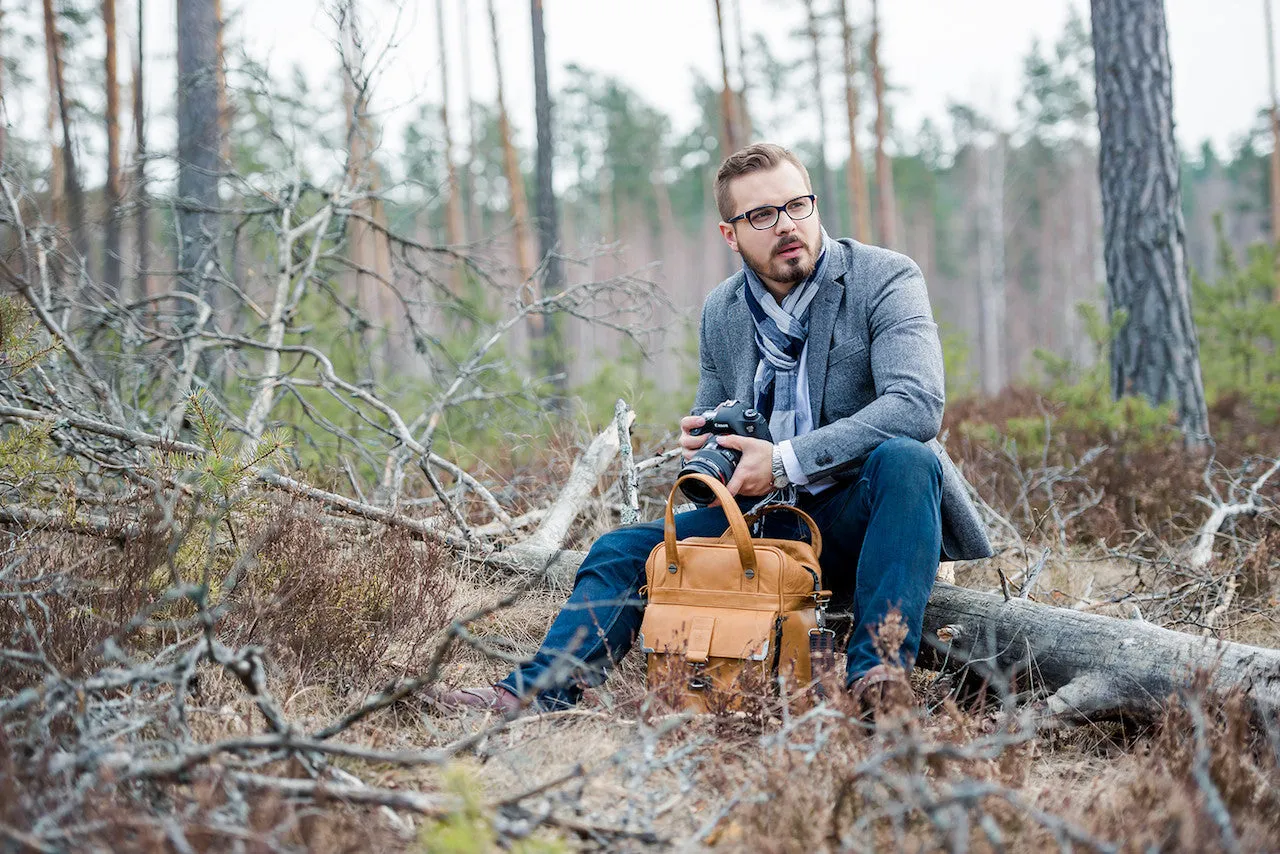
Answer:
[{"left": 740, "top": 233, "right": 818, "bottom": 291}]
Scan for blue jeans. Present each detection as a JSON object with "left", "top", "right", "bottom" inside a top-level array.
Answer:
[{"left": 498, "top": 437, "right": 943, "bottom": 709}]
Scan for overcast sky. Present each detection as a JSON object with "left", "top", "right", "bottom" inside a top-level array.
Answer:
[
  {"left": 190, "top": 0, "right": 1274, "bottom": 159},
  {"left": 7, "top": 1, "right": 1276, "bottom": 171}
]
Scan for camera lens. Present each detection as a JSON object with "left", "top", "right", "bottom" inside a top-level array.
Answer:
[{"left": 678, "top": 443, "right": 740, "bottom": 506}]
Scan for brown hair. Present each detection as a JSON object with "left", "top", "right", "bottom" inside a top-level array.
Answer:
[{"left": 713, "top": 143, "right": 813, "bottom": 222}]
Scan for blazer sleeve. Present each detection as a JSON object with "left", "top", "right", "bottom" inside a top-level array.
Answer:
[{"left": 788, "top": 257, "right": 945, "bottom": 480}]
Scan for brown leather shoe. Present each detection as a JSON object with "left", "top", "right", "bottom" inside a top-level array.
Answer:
[
  {"left": 420, "top": 684, "right": 525, "bottom": 715},
  {"left": 847, "top": 664, "right": 913, "bottom": 719}
]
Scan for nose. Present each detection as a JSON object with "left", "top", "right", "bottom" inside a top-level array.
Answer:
[{"left": 773, "top": 210, "right": 798, "bottom": 234}]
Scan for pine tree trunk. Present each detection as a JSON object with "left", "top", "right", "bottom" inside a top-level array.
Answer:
[
  {"left": 43, "top": 0, "right": 86, "bottom": 260},
  {"left": 870, "top": 0, "right": 896, "bottom": 247},
  {"left": 1266, "top": 0, "right": 1280, "bottom": 302},
  {"left": 531, "top": 0, "right": 564, "bottom": 397},
  {"left": 103, "top": 0, "right": 123, "bottom": 293},
  {"left": 732, "top": 0, "right": 752, "bottom": 142},
  {"left": 459, "top": 0, "right": 482, "bottom": 243},
  {"left": 487, "top": 0, "right": 536, "bottom": 289},
  {"left": 42, "top": 0, "right": 64, "bottom": 231},
  {"left": 176, "top": 0, "right": 223, "bottom": 308},
  {"left": 435, "top": 0, "right": 466, "bottom": 290},
  {"left": 133, "top": 0, "right": 150, "bottom": 300},
  {"left": 976, "top": 137, "right": 1006, "bottom": 396},
  {"left": 341, "top": 7, "right": 395, "bottom": 360},
  {"left": 0, "top": 0, "right": 6, "bottom": 169},
  {"left": 802, "top": 0, "right": 836, "bottom": 226},
  {"left": 839, "top": 0, "right": 871, "bottom": 243},
  {"left": 713, "top": 0, "right": 739, "bottom": 155},
  {"left": 1091, "top": 0, "right": 1209, "bottom": 441}
]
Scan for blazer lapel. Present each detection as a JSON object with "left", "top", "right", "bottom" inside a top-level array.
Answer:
[{"left": 805, "top": 245, "right": 849, "bottom": 426}]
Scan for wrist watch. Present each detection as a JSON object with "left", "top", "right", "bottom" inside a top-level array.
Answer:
[{"left": 771, "top": 446, "right": 790, "bottom": 489}]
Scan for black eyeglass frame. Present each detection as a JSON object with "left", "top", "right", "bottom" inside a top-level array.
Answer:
[{"left": 725, "top": 194, "right": 818, "bottom": 230}]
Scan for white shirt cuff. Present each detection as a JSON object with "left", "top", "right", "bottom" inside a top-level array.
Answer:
[{"left": 777, "top": 440, "right": 809, "bottom": 485}]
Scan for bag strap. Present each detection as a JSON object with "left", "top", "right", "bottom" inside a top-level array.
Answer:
[
  {"left": 664, "top": 473, "right": 755, "bottom": 577},
  {"left": 727, "top": 504, "right": 824, "bottom": 559}
]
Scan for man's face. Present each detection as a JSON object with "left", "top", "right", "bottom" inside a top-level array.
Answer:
[{"left": 718, "top": 162, "right": 822, "bottom": 296}]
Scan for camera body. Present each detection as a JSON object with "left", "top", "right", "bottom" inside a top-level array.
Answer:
[{"left": 679, "top": 400, "right": 772, "bottom": 506}]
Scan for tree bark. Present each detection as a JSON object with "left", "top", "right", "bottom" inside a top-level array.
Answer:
[
  {"left": 1090, "top": 0, "right": 1209, "bottom": 441},
  {"left": 0, "top": 0, "right": 6, "bottom": 169},
  {"left": 531, "top": 0, "right": 565, "bottom": 399},
  {"left": 459, "top": 0, "right": 482, "bottom": 243},
  {"left": 1266, "top": 0, "right": 1280, "bottom": 302},
  {"left": 489, "top": 544, "right": 1280, "bottom": 719},
  {"left": 487, "top": 0, "right": 536, "bottom": 289},
  {"left": 43, "top": 0, "right": 87, "bottom": 260},
  {"left": 802, "top": 0, "right": 836, "bottom": 226},
  {"left": 132, "top": 0, "right": 150, "bottom": 300},
  {"left": 870, "top": 0, "right": 896, "bottom": 247},
  {"left": 435, "top": 0, "right": 466, "bottom": 296},
  {"left": 838, "top": 0, "right": 871, "bottom": 244},
  {"left": 42, "top": 0, "right": 64, "bottom": 230},
  {"left": 732, "top": 0, "right": 752, "bottom": 143},
  {"left": 713, "top": 0, "right": 740, "bottom": 156},
  {"left": 918, "top": 583, "right": 1280, "bottom": 720},
  {"left": 976, "top": 136, "right": 1007, "bottom": 396},
  {"left": 103, "top": 0, "right": 123, "bottom": 294},
  {"left": 176, "top": 0, "right": 223, "bottom": 309}
]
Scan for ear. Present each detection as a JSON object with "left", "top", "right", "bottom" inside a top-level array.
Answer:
[{"left": 719, "top": 221, "right": 739, "bottom": 253}]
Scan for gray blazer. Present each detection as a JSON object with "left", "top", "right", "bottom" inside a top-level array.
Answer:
[{"left": 694, "top": 237, "right": 994, "bottom": 561}]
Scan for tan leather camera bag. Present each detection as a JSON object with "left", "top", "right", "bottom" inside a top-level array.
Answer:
[{"left": 638, "top": 472, "right": 833, "bottom": 713}]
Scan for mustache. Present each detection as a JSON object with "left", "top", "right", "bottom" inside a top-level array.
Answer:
[{"left": 773, "top": 237, "right": 805, "bottom": 255}]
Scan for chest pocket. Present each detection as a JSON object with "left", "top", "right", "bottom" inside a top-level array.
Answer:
[{"left": 822, "top": 336, "right": 871, "bottom": 421}]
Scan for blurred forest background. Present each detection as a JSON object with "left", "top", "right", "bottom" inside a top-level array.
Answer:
[{"left": 5, "top": 0, "right": 1278, "bottom": 431}]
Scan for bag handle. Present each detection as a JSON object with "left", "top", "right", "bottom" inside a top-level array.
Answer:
[
  {"left": 734, "top": 503, "right": 824, "bottom": 559},
  {"left": 664, "top": 473, "right": 755, "bottom": 576}
]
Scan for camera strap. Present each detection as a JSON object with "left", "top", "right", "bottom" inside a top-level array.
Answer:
[{"left": 746, "top": 486, "right": 798, "bottom": 536}]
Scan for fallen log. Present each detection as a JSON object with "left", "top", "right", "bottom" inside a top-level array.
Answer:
[{"left": 484, "top": 546, "right": 1280, "bottom": 720}]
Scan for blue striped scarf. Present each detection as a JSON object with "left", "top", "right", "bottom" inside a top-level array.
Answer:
[{"left": 742, "top": 229, "right": 832, "bottom": 442}]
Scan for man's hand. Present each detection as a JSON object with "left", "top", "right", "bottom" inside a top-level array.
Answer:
[
  {"left": 679, "top": 414, "right": 709, "bottom": 460},
  {"left": 715, "top": 434, "right": 775, "bottom": 497}
]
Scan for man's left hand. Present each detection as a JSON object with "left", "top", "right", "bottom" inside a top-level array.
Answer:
[{"left": 715, "top": 435, "right": 775, "bottom": 497}]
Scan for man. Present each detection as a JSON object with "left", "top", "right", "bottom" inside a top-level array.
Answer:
[{"left": 432, "top": 143, "right": 992, "bottom": 714}]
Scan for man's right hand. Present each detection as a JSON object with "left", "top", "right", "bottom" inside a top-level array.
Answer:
[{"left": 679, "top": 415, "right": 709, "bottom": 460}]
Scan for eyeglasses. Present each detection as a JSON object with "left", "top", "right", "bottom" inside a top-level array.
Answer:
[{"left": 726, "top": 194, "right": 817, "bottom": 230}]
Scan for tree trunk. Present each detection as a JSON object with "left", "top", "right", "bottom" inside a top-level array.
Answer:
[
  {"left": 103, "top": 0, "right": 123, "bottom": 294},
  {"left": 531, "top": 0, "right": 564, "bottom": 398},
  {"left": 976, "top": 136, "right": 1006, "bottom": 396},
  {"left": 42, "top": 0, "right": 64, "bottom": 231},
  {"left": 802, "top": 0, "right": 836, "bottom": 226},
  {"left": 459, "top": 0, "right": 482, "bottom": 243},
  {"left": 487, "top": 0, "right": 536, "bottom": 289},
  {"left": 839, "top": 0, "right": 871, "bottom": 244},
  {"left": 340, "top": 6, "right": 395, "bottom": 359},
  {"left": 132, "top": 0, "right": 150, "bottom": 300},
  {"left": 43, "top": 0, "right": 86, "bottom": 260},
  {"left": 713, "top": 0, "right": 739, "bottom": 156},
  {"left": 489, "top": 545, "right": 1280, "bottom": 720},
  {"left": 1090, "top": 0, "right": 1209, "bottom": 441},
  {"left": 870, "top": 0, "right": 896, "bottom": 247},
  {"left": 0, "top": 0, "right": 6, "bottom": 169},
  {"left": 918, "top": 583, "right": 1280, "bottom": 720},
  {"left": 732, "top": 0, "right": 752, "bottom": 142},
  {"left": 176, "top": 0, "right": 223, "bottom": 308},
  {"left": 1266, "top": 0, "right": 1280, "bottom": 302},
  {"left": 435, "top": 0, "right": 466, "bottom": 296}
]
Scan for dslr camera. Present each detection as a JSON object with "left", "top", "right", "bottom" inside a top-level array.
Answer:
[{"left": 678, "top": 399, "right": 772, "bottom": 506}]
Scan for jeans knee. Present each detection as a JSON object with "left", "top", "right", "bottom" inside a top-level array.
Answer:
[{"left": 867, "top": 438, "right": 941, "bottom": 486}]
